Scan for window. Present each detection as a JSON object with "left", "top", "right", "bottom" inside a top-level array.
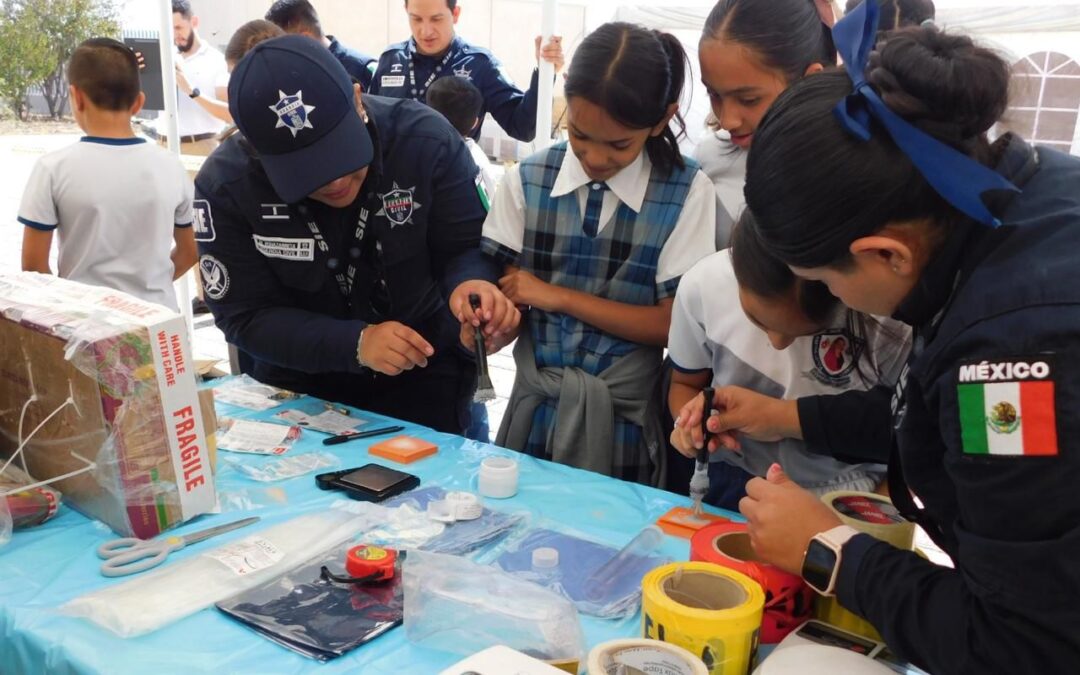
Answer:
[{"left": 1004, "top": 52, "right": 1080, "bottom": 155}]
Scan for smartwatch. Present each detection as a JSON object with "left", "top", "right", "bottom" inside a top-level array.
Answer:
[
  {"left": 802, "top": 525, "right": 860, "bottom": 596},
  {"left": 189, "top": 87, "right": 201, "bottom": 99}
]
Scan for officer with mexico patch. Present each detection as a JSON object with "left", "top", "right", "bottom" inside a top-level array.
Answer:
[
  {"left": 193, "top": 35, "right": 517, "bottom": 434},
  {"left": 697, "top": 3, "right": 1080, "bottom": 672},
  {"left": 369, "top": 0, "right": 564, "bottom": 143}
]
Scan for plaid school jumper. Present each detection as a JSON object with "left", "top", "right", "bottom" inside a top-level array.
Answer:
[{"left": 484, "top": 143, "right": 699, "bottom": 482}]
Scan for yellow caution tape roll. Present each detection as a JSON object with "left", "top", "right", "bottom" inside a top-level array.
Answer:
[
  {"left": 642, "top": 562, "right": 765, "bottom": 675},
  {"left": 821, "top": 491, "right": 915, "bottom": 550},
  {"left": 587, "top": 639, "right": 708, "bottom": 675},
  {"left": 812, "top": 595, "right": 882, "bottom": 642}
]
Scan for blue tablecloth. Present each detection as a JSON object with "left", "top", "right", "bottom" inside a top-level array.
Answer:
[{"left": 0, "top": 392, "right": 737, "bottom": 675}]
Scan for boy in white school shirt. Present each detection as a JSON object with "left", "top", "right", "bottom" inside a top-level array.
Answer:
[
  {"left": 426, "top": 76, "right": 500, "bottom": 207},
  {"left": 19, "top": 38, "right": 197, "bottom": 313}
]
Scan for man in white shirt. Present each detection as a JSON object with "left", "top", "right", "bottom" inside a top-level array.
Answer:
[{"left": 170, "top": 0, "right": 231, "bottom": 156}]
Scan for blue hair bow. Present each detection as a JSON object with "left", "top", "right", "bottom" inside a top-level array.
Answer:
[{"left": 833, "top": 1, "right": 1019, "bottom": 226}]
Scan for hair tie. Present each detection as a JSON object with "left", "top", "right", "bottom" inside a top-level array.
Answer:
[{"left": 831, "top": 0, "right": 1018, "bottom": 227}]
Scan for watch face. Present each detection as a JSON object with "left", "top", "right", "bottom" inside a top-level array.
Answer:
[{"left": 803, "top": 539, "right": 839, "bottom": 593}]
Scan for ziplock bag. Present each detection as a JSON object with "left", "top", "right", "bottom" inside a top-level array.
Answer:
[
  {"left": 216, "top": 544, "right": 404, "bottom": 660},
  {"left": 227, "top": 452, "right": 339, "bottom": 482},
  {"left": 63, "top": 507, "right": 379, "bottom": 637},
  {"left": 404, "top": 550, "right": 585, "bottom": 663},
  {"left": 383, "top": 486, "right": 525, "bottom": 556},
  {"left": 495, "top": 527, "right": 670, "bottom": 619}
]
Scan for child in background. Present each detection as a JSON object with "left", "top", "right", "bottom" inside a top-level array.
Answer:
[
  {"left": 19, "top": 38, "right": 196, "bottom": 312},
  {"left": 695, "top": 0, "right": 837, "bottom": 246},
  {"left": 668, "top": 211, "right": 910, "bottom": 509},
  {"left": 427, "top": 75, "right": 501, "bottom": 443},
  {"left": 477, "top": 23, "right": 716, "bottom": 484},
  {"left": 427, "top": 76, "right": 500, "bottom": 207}
]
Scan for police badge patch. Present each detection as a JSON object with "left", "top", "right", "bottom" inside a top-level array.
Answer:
[
  {"left": 269, "top": 90, "right": 315, "bottom": 138},
  {"left": 199, "top": 255, "right": 230, "bottom": 300},
  {"left": 377, "top": 182, "right": 423, "bottom": 227}
]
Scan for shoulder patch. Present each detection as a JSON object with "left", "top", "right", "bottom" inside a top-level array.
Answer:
[
  {"left": 192, "top": 199, "right": 215, "bottom": 242},
  {"left": 199, "top": 255, "right": 230, "bottom": 300},
  {"left": 956, "top": 356, "right": 1058, "bottom": 457}
]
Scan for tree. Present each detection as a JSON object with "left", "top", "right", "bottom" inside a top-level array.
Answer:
[
  {"left": 0, "top": 2, "right": 53, "bottom": 119},
  {"left": 25, "top": 0, "right": 119, "bottom": 119}
]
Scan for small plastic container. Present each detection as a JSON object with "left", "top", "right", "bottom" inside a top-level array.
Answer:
[{"left": 478, "top": 456, "right": 519, "bottom": 499}]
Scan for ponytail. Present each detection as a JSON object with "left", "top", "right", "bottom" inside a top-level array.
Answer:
[{"left": 564, "top": 22, "right": 688, "bottom": 176}]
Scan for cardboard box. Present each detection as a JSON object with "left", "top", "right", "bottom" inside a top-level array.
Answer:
[{"left": 0, "top": 274, "right": 216, "bottom": 538}]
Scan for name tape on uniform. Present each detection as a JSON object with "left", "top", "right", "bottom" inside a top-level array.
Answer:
[{"left": 252, "top": 235, "right": 316, "bottom": 262}]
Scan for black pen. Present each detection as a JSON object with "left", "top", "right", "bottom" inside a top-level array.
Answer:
[{"left": 322, "top": 425, "right": 405, "bottom": 446}]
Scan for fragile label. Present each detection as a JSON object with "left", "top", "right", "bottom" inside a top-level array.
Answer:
[
  {"left": 206, "top": 536, "right": 284, "bottom": 576},
  {"left": 218, "top": 420, "right": 300, "bottom": 455}
]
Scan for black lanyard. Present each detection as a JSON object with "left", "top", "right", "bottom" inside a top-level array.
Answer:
[
  {"left": 296, "top": 201, "right": 378, "bottom": 304},
  {"left": 407, "top": 46, "right": 455, "bottom": 100}
]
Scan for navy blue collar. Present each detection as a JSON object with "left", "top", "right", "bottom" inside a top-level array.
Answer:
[{"left": 80, "top": 136, "right": 147, "bottom": 146}]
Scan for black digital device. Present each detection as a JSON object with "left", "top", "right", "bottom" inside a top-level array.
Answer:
[
  {"left": 123, "top": 37, "right": 165, "bottom": 111},
  {"left": 802, "top": 538, "right": 839, "bottom": 594},
  {"left": 315, "top": 463, "right": 419, "bottom": 502}
]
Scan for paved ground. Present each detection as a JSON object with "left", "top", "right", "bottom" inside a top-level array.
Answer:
[{"left": 1, "top": 127, "right": 947, "bottom": 565}]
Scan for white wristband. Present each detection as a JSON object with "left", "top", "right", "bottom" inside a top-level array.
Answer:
[{"left": 356, "top": 327, "right": 367, "bottom": 368}]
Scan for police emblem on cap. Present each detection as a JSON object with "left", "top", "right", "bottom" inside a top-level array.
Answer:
[
  {"left": 377, "top": 182, "right": 423, "bottom": 227},
  {"left": 269, "top": 90, "right": 315, "bottom": 138}
]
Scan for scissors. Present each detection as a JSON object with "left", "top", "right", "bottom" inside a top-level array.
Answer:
[{"left": 97, "top": 516, "right": 261, "bottom": 577}]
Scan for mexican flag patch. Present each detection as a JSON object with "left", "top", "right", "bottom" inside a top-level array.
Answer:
[{"left": 957, "top": 358, "right": 1058, "bottom": 456}]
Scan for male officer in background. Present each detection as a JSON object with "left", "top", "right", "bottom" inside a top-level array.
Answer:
[
  {"left": 370, "top": 0, "right": 564, "bottom": 142},
  {"left": 194, "top": 35, "right": 517, "bottom": 434},
  {"left": 265, "top": 0, "right": 379, "bottom": 90}
]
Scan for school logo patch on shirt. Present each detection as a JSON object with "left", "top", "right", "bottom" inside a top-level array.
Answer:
[
  {"left": 192, "top": 199, "right": 215, "bottom": 242},
  {"left": 252, "top": 235, "right": 316, "bottom": 261},
  {"left": 957, "top": 357, "right": 1059, "bottom": 457},
  {"left": 269, "top": 90, "right": 315, "bottom": 138},
  {"left": 390, "top": 63, "right": 403, "bottom": 74},
  {"left": 377, "top": 182, "right": 422, "bottom": 227},
  {"left": 808, "top": 330, "right": 864, "bottom": 387},
  {"left": 381, "top": 75, "right": 406, "bottom": 88},
  {"left": 199, "top": 255, "right": 230, "bottom": 300}
]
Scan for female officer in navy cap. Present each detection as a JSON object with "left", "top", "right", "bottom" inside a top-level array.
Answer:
[
  {"left": 193, "top": 35, "right": 516, "bottom": 434},
  {"left": 690, "top": 3, "right": 1080, "bottom": 672}
]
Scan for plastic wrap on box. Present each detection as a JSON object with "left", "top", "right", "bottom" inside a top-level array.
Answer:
[{"left": 0, "top": 273, "right": 216, "bottom": 538}]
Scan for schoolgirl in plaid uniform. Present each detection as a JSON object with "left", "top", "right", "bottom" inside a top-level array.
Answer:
[{"left": 480, "top": 23, "right": 716, "bottom": 482}]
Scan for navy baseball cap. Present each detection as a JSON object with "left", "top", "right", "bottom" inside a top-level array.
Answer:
[{"left": 228, "top": 35, "right": 374, "bottom": 203}]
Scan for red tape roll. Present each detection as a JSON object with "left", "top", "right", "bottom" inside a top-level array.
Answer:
[
  {"left": 346, "top": 545, "right": 397, "bottom": 581},
  {"left": 690, "top": 522, "right": 812, "bottom": 644}
]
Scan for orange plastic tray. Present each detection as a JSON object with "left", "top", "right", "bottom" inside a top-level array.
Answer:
[
  {"left": 656, "top": 506, "right": 731, "bottom": 539},
  {"left": 368, "top": 436, "right": 438, "bottom": 464}
]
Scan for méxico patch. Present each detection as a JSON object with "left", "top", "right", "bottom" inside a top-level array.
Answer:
[{"left": 957, "top": 357, "right": 1058, "bottom": 457}]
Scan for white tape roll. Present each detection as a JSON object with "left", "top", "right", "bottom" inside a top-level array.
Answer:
[
  {"left": 426, "top": 492, "right": 483, "bottom": 523},
  {"left": 587, "top": 639, "right": 708, "bottom": 675}
]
